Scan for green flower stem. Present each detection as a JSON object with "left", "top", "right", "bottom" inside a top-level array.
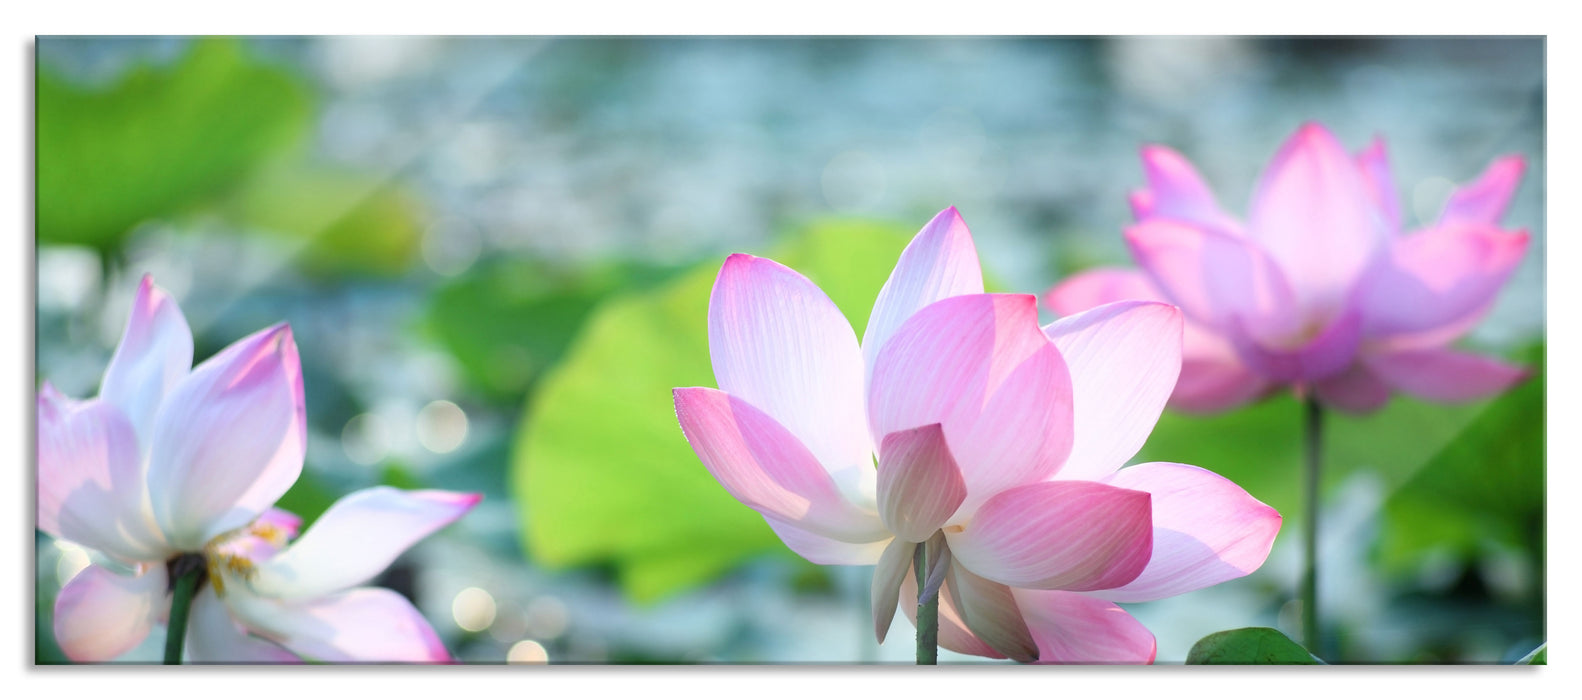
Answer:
[
  {"left": 1301, "top": 396, "right": 1323, "bottom": 656},
  {"left": 163, "top": 555, "right": 204, "bottom": 665},
  {"left": 914, "top": 542, "right": 938, "bottom": 665}
]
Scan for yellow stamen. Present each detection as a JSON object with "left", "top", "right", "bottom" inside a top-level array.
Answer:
[{"left": 248, "top": 522, "right": 287, "bottom": 547}]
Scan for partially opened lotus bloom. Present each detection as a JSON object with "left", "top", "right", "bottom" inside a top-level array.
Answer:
[
  {"left": 673, "top": 208, "right": 1282, "bottom": 663},
  {"left": 38, "top": 276, "right": 479, "bottom": 663},
  {"left": 1046, "top": 122, "right": 1531, "bottom": 413}
]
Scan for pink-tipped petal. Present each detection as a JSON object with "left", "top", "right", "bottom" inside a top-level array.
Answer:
[
  {"left": 707, "top": 254, "right": 872, "bottom": 478},
  {"left": 226, "top": 587, "right": 451, "bottom": 663},
  {"left": 763, "top": 517, "right": 888, "bottom": 566},
  {"left": 1088, "top": 463, "right": 1281, "bottom": 603},
  {"left": 863, "top": 206, "right": 985, "bottom": 379},
  {"left": 1247, "top": 122, "right": 1389, "bottom": 314},
  {"left": 1313, "top": 362, "right": 1392, "bottom": 414},
  {"left": 877, "top": 424, "right": 967, "bottom": 543},
  {"left": 1132, "top": 145, "right": 1240, "bottom": 232},
  {"left": 900, "top": 563, "right": 1004, "bottom": 659},
  {"left": 944, "top": 563, "right": 1040, "bottom": 662},
  {"left": 871, "top": 537, "right": 913, "bottom": 643},
  {"left": 99, "top": 275, "right": 194, "bottom": 447},
  {"left": 1043, "top": 268, "right": 1163, "bottom": 317},
  {"left": 1012, "top": 589, "right": 1157, "bottom": 664},
  {"left": 146, "top": 324, "right": 305, "bottom": 550},
  {"left": 248, "top": 487, "right": 479, "bottom": 601},
  {"left": 1439, "top": 155, "right": 1526, "bottom": 227},
  {"left": 675, "top": 388, "right": 886, "bottom": 543},
  {"left": 869, "top": 294, "right": 1073, "bottom": 504},
  {"left": 1226, "top": 308, "right": 1364, "bottom": 383},
  {"left": 1045, "top": 301, "right": 1182, "bottom": 480},
  {"left": 52, "top": 564, "right": 167, "bottom": 662},
  {"left": 37, "top": 393, "right": 168, "bottom": 562},
  {"left": 1364, "top": 348, "right": 1530, "bottom": 403},
  {"left": 1125, "top": 219, "right": 1298, "bottom": 339},
  {"left": 948, "top": 481, "right": 1153, "bottom": 591},
  {"left": 953, "top": 344, "right": 1074, "bottom": 514},
  {"left": 1355, "top": 137, "right": 1402, "bottom": 233},
  {"left": 185, "top": 587, "right": 300, "bottom": 663},
  {"left": 1128, "top": 189, "right": 1155, "bottom": 220},
  {"left": 1355, "top": 223, "right": 1530, "bottom": 338}
]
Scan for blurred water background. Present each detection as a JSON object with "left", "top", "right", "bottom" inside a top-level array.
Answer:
[{"left": 34, "top": 36, "right": 1545, "bottom": 664}]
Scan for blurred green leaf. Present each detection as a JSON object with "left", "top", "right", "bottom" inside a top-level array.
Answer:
[
  {"left": 37, "top": 38, "right": 311, "bottom": 249},
  {"left": 1516, "top": 642, "right": 1546, "bottom": 665},
  {"left": 378, "top": 463, "right": 426, "bottom": 492},
  {"left": 424, "top": 260, "right": 685, "bottom": 402},
  {"left": 512, "top": 219, "right": 913, "bottom": 602},
  {"left": 1186, "top": 627, "right": 1322, "bottom": 665},
  {"left": 225, "top": 166, "right": 426, "bottom": 277},
  {"left": 1375, "top": 344, "right": 1544, "bottom": 576},
  {"left": 272, "top": 470, "right": 341, "bottom": 532}
]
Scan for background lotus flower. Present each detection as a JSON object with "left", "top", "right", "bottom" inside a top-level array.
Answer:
[
  {"left": 1046, "top": 122, "right": 1531, "bottom": 413},
  {"left": 674, "top": 209, "right": 1281, "bottom": 662},
  {"left": 38, "top": 275, "right": 477, "bottom": 663}
]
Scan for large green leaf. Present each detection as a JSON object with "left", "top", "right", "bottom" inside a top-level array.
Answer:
[
  {"left": 1374, "top": 344, "right": 1545, "bottom": 576},
  {"left": 423, "top": 259, "right": 684, "bottom": 402},
  {"left": 512, "top": 220, "right": 913, "bottom": 603},
  {"left": 37, "top": 38, "right": 311, "bottom": 249},
  {"left": 1186, "top": 627, "right": 1322, "bottom": 665}
]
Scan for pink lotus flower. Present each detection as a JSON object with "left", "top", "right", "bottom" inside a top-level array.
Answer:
[
  {"left": 38, "top": 276, "right": 478, "bottom": 663},
  {"left": 1046, "top": 122, "right": 1531, "bottom": 413},
  {"left": 674, "top": 208, "right": 1281, "bottom": 663}
]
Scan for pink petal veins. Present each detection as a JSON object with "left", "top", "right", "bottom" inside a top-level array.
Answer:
[
  {"left": 707, "top": 253, "right": 872, "bottom": 479},
  {"left": 762, "top": 517, "right": 889, "bottom": 566},
  {"left": 876, "top": 424, "right": 967, "bottom": 543},
  {"left": 869, "top": 293, "right": 1073, "bottom": 506},
  {"left": 947, "top": 480, "right": 1153, "bottom": 591},
  {"left": 1045, "top": 301, "right": 1182, "bottom": 481},
  {"left": 944, "top": 564, "right": 1040, "bottom": 662},
  {"left": 899, "top": 563, "right": 1003, "bottom": 660},
  {"left": 674, "top": 387, "right": 885, "bottom": 543},
  {"left": 1089, "top": 462, "right": 1281, "bottom": 603},
  {"left": 1012, "top": 589, "right": 1157, "bottom": 664},
  {"left": 862, "top": 206, "right": 985, "bottom": 381}
]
